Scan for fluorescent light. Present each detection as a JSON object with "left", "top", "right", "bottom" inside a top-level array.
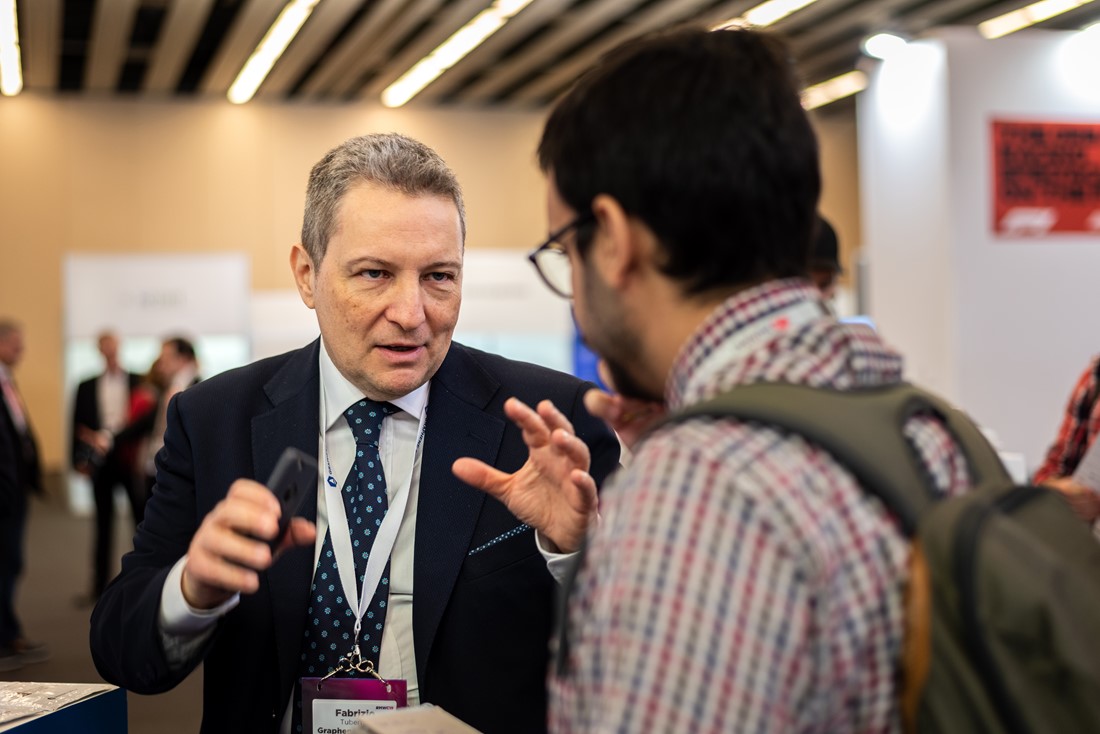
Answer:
[
  {"left": 862, "top": 32, "right": 909, "bottom": 60},
  {"left": 802, "top": 70, "right": 868, "bottom": 110},
  {"left": 978, "top": 0, "right": 1092, "bottom": 39},
  {"left": 0, "top": 0, "right": 21, "bottom": 96},
  {"left": 381, "top": 0, "right": 534, "bottom": 108},
  {"left": 227, "top": 0, "right": 319, "bottom": 104},
  {"left": 713, "top": 0, "right": 820, "bottom": 29}
]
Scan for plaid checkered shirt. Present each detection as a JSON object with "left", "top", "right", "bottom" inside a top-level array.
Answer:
[
  {"left": 1033, "top": 355, "right": 1100, "bottom": 485},
  {"left": 550, "top": 279, "right": 971, "bottom": 734}
]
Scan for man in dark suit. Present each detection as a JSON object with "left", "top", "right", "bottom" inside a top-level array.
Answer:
[
  {"left": 0, "top": 319, "right": 48, "bottom": 671},
  {"left": 72, "top": 330, "right": 145, "bottom": 603},
  {"left": 90, "top": 134, "right": 620, "bottom": 734}
]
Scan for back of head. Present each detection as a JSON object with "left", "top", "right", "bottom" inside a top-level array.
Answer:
[
  {"left": 301, "top": 132, "right": 467, "bottom": 263},
  {"left": 810, "top": 216, "right": 840, "bottom": 273},
  {"left": 539, "top": 26, "right": 820, "bottom": 296},
  {"left": 165, "top": 337, "right": 196, "bottom": 363},
  {"left": 0, "top": 319, "right": 19, "bottom": 342},
  {"left": 0, "top": 319, "right": 23, "bottom": 366}
]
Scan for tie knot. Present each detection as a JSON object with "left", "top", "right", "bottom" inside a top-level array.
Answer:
[{"left": 344, "top": 399, "right": 395, "bottom": 446}]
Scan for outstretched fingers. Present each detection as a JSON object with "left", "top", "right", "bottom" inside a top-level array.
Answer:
[
  {"left": 537, "top": 399, "right": 575, "bottom": 435},
  {"left": 551, "top": 427, "right": 590, "bottom": 472},
  {"left": 452, "top": 457, "right": 511, "bottom": 500},
  {"left": 504, "top": 397, "right": 553, "bottom": 448}
]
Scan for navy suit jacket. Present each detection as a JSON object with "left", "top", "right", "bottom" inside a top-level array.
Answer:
[
  {"left": 0, "top": 378, "right": 40, "bottom": 510},
  {"left": 90, "top": 340, "right": 620, "bottom": 733}
]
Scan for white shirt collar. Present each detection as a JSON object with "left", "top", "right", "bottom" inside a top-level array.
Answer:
[{"left": 317, "top": 338, "right": 429, "bottom": 430}]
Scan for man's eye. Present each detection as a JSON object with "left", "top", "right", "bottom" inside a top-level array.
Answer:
[
  {"left": 362, "top": 269, "right": 385, "bottom": 279},
  {"left": 426, "top": 272, "right": 455, "bottom": 282}
]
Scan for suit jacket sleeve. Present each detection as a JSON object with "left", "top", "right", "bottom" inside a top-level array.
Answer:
[
  {"left": 89, "top": 391, "right": 212, "bottom": 693},
  {"left": 0, "top": 416, "right": 19, "bottom": 515},
  {"left": 71, "top": 378, "right": 97, "bottom": 467}
]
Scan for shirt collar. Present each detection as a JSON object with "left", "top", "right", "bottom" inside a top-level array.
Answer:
[
  {"left": 318, "top": 338, "right": 429, "bottom": 431},
  {"left": 666, "top": 278, "right": 825, "bottom": 408}
]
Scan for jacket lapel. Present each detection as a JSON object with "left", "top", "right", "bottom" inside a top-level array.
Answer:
[
  {"left": 251, "top": 340, "right": 321, "bottom": 704},
  {"left": 413, "top": 344, "right": 504, "bottom": 680}
]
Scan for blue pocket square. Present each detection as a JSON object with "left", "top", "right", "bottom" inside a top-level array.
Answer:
[{"left": 468, "top": 524, "right": 532, "bottom": 555}]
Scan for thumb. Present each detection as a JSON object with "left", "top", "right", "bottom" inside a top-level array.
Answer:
[
  {"left": 452, "top": 458, "right": 511, "bottom": 500},
  {"left": 584, "top": 387, "right": 621, "bottom": 425}
]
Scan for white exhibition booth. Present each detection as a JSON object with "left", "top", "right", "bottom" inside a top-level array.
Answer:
[{"left": 859, "top": 26, "right": 1100, "bottom": 472}]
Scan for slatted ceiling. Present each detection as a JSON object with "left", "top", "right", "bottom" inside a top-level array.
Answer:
[
  {"left": 294, "top": 0, "right": 401, "bottom": 97},
  {"left": 10, "top": 0, "right": 1100, "bottom": 105},
  {"left": 198, "top": 0, "right": 281, "bottom": 94},
  {"left": 458, "top": 0, "right": 652, "bottom": 104},
  {"left": 411, "top": 0, "right": 575, "bottom": 103},
  {"left": 58, "top": 0, "right": 95, "bottom": 91},
  {"left": 504, "top": 0, "right": 722, "bottom": 106},
  {"left": 144, "top": 0, "right": 215, "bottom": 93},
  {"left": 276, "top": 0, "right": 378, "bottom": 97},
  {"left": 175, "top": 0, "right": 245, "bottom": 93},
  {"left": 357, "top": 0, "right": 496, "bottom": 99},
  {"left": 330, "top": 2, "right": 440, "bottom": 97},
  {"left": 944, "top": 0, "right": 1026, "bottom": 24},
  {"left": 121, "top": 1, "right": 171, "bottom": 92},
  {"left": 252, "top": 0, "right": 360, "bottom": 98},
  {"left": 21, "top": 0, "right": 61, "bottom": 90},
  {"left": 301, "top": 0, "right": 433, "bottom": 98},
  {"left": 85, "top": 0, "right": 138, "bottom": 91}
]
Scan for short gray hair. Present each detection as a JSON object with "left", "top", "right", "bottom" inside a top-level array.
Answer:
[
  {"left": 0, "top": 319, "right": 21, "bottom": 340},
  {"left": 301, "top": 133, "right": 466, "bottom": 263}
]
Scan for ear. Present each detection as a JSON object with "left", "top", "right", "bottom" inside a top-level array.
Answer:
[
  {"left": 290, "top": 244, "right": 317, "bottom": 309},
  {"left": 590, "top": 193, "right": 649, "bottom": 290}
]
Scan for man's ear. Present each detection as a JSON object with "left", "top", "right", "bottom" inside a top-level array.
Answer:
[
  {"left": 290, "top": 244, "right": 317, "bottom": 309},
  {"left": 590, "top": 193, "right": 650, "bottom": 289}
]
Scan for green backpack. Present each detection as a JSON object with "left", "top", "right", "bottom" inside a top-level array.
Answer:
[{"left": 667, "top": 381, "right": 1100, "bottom": 733}]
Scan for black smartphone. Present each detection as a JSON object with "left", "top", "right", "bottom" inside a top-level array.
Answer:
[{"left": 265, "top": 447, "right": 318, "bottom": 550}]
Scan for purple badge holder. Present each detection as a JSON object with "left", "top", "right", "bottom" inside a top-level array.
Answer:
[{"left": 302, "top": 676, "right": 408, "bottom": 733}]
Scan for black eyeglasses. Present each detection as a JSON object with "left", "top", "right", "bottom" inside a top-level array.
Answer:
[{"left": 527, "top": 213, "right": 593, "bottom": 299}]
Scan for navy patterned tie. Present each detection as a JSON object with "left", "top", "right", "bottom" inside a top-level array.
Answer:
[{"left": 295, "top": 399, "right": 396, "bottom": 732}]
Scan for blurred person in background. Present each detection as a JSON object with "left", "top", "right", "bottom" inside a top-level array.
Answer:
[
  {"left": 71, "top": 330, "right": 146, "bottom": 605},
  {"left": 1033, "top": 356, "right": 1100, "bottom": 524},
  {"left": 0, "top": 319, "right": 48, "bottom": 670}
]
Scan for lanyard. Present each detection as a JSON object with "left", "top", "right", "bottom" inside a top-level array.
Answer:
[{"left": 319, "top": 381, "right": 428, "bottom": 652}]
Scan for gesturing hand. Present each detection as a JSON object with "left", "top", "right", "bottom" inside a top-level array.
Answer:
[
  {"left": 182, "top": 480, "right": 316, "bottom": 609},
  {"left": 452, "top": 397, "right": 597, "bottom": 554},
  {"left": 582, "top": 360, "right": 666, "bottom": 452}
]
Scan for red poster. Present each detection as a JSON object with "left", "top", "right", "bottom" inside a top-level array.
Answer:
[{"left": 992, "top": 120, "right": 1100, "bottom": 236}]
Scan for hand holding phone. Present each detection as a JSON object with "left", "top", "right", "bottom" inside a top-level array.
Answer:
[{"left": 265, "top": 447, "right": 318, "bottom": 550}]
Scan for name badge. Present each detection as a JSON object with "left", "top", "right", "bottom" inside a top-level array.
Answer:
[{"left": 302, "top": 677, "right": 408, "bottom": 734}]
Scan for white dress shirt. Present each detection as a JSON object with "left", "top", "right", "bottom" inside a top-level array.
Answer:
[{"left": 97, "top": 369, "right": 129, "bottom": 434}]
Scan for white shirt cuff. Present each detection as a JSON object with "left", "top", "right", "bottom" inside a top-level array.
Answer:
[
  {"left": 159, "top": 555, "right": 241, "bottom": 636},
  {"left": 536, "top": 532, "right": 580, "bottom": 585}
]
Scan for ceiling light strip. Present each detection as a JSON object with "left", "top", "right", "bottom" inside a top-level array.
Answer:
[
  {"left": 978, "top": 0, "right": 1094, "bottom": 39},
  {"left": 381, "top": 0, "right": 535, "bottom": 108},
  {"left": 0, "top": 0, "right": 22, "bottom": 96},
  {"left": 801, "top": 70, "right": 867, "bottom": 110},
  {"left": 228, "top": 0, "right": 320, "bottom": 105},
  {"left": 713, "top": 0, "right": 820, "bottom": 29}
]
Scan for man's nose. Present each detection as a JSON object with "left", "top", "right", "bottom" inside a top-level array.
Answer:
[{"left": 386, "top": 277, "right": 427, "bottom": 331}]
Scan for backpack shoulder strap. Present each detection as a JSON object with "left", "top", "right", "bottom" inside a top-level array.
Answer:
[{"left": 660, "top": 382, "right": 1010, "bottom": 536}]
